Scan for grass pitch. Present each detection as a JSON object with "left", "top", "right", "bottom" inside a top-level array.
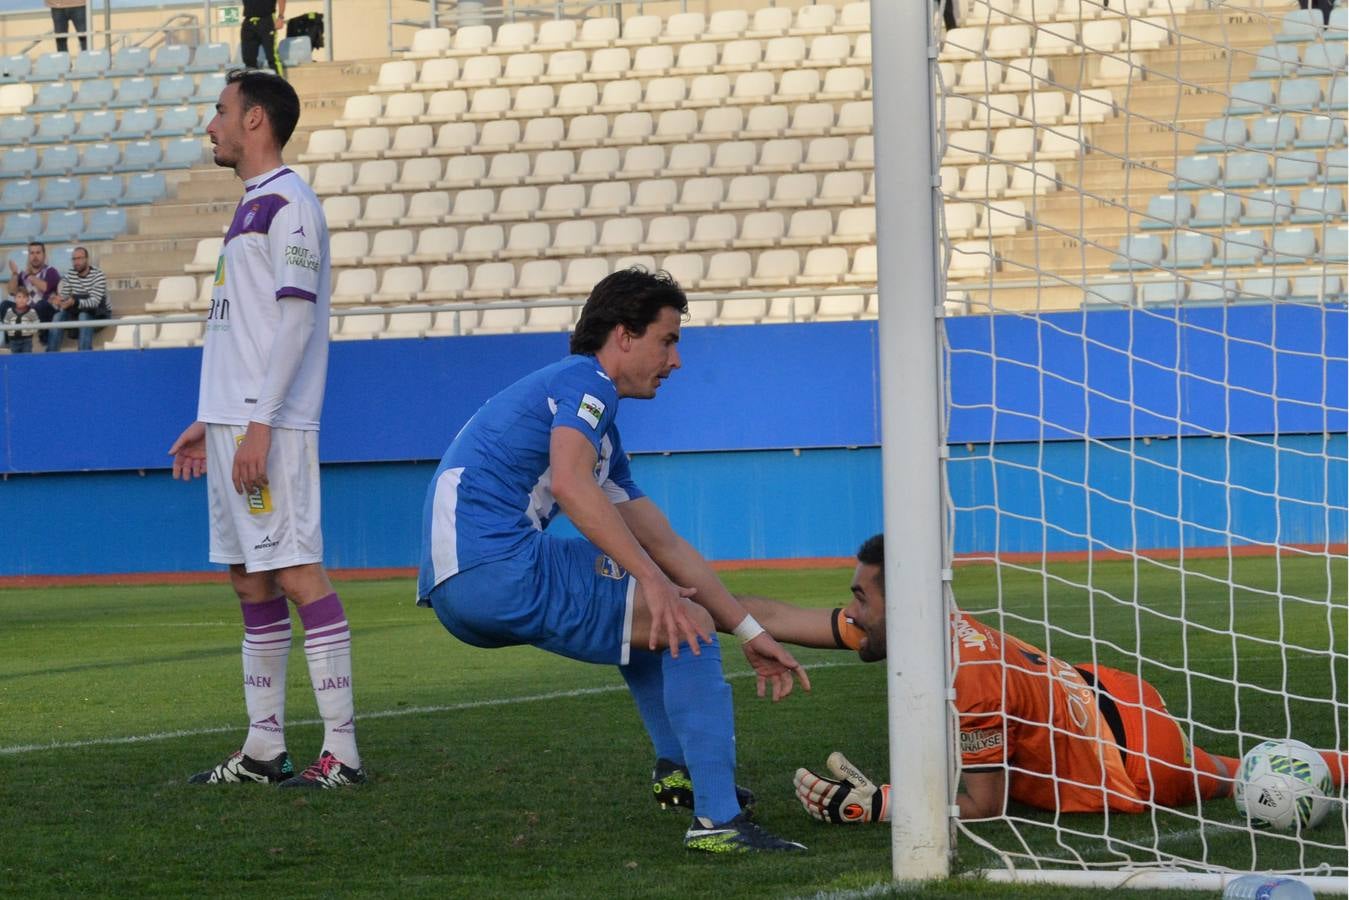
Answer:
[{"left": 0, "top": 560, "right": 1343, "bottom": 899}]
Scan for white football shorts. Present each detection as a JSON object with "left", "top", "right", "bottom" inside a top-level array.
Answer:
[{"left": 206, "top": 423, "right": 324, "bottom": 573}]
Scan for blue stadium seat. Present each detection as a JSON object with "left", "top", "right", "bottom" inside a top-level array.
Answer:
[
  {"left": 1170, "top": 155, "right": 1221, "bottom": 190},
  {"left": 1331, "top": 6, "right": 1348, "bottom": 36},
  {"left": 69, "top": 49, "right": 110, "bottom": 79},
  {"left": 74, "top": 141, "right": 120, "bottom": 174},
  {"left": 1299, "top": 42, "right": 1346, "bottom": 75},
  {"left": 1325, "top": 225, "right": 1349, "bottom": 261},
  {"left": 1247, "top": 116, "right": 1296, "bottom": 150},
  {"left": 1237, "top": 276, "right": 1289, "bottom": 303},
  {"left": 31, "top": 112, "right": 76, "bottom": 144},
  {"left": 1196, "top": 118, "right": 1245, "bottom": 153},
  {"left": 74, "top": 109, "right": 116, "bottom": 141},
  {"left": 1139, "top": 280, "right": 1186, "bottom": 305},
  {"left": 148, "top": 44, "right": 191, "bottom": 75},
  {"left": 40, "top": 209, "right": 83, "bottom": 243},
  {"left": 1269, "top": 227, "right": 1318, "bottom": 263},
  {"left": 1227, "top": 80, "right": 1274, "bottom": 114},
  {"left": 1215, "top": 229, "right": 1267, "bottom": 266},
  {"left": 112, "top": 106, "right": 156, "bottom": 139},
  {"left": 33, "top": 176, "right": 80, "bottom": 210},
  {"left": 1289, "top": 273, "right": 1344, "bottom": 302},
  {"left": 1221, "top": 152, "right": 1270, "bottom": 188},
  {"left": 1190, "top": 191, "right": 1243, "bottom": 227},
  {"left": 153, "top": 104, "right": 197, "bottom": 138},
  {"left": 82, "top": 207, "right": 126, "bottom": 241},
  {"left": 279, "top": 35, "right": 313, "bottom": 68},
  {"left": 1276, "top": 9, "right": 1323, "bottom": 41},
  {"left": 69, "top": 78, "right": 115, "bottom": 111},
  {"left": 1188, "top": 278, "right": 1236, "bottom": 304},
  {"left": 1291, "top": 187, "right": 1344, "bottom": 223},
  {"left": 1110, "top": 234, "right": 1165, "bottom": 270},
  {"left": 30, "top": 81, "right": 74, "bottom": 113},
  {"left": 75, "top": 174, "right": 122, "bottom": 208},
  {"left": 1082, "top": 282, "right": 1135, "bottom": 306},
  {"left": 0, "top": 146, "right": 37, "bottom": 178},
  {"left": 1168, "top": 232, "right": 1214, "bottom": 268},
  {"left": 0, "top": 211, "right": 40, "bottom": 243},
  {"left": 47, "top": 245, "right": 73, "bottom": 273},
  {"left": 33, "top": 144, "right": 78, "bottom": 176},
  {"left": 162, "top": 137, "right": 204, "bottom": 168},
  {"left": 0, "top": 54, "right": 31, "bottom": 83},
  {"left": 193, "top": 72, "right": 227, "bottom": 104},
  {"left": 1139, "top": 193, "right": 1191, "bottom": 230},
  {"left": 186, "top": 42, "right": 231, "bottom": 73},
  {"left": 0, "top": 178, "right": 39, "bottom": 212},
  {"left": 1276, "top": 78, "right": 1322, "bottom": 111},
  {"left": 0, "top": 115, "right": 35, "bottom": 146},
  {"left": 1295, "top": 115, "right": 1345, "bottom": 149},
  {"left": 109, "top": 46, "right": 151, "bottom": 77},
  {"left": 116, "top": 139, "right": 161, "bottom": 172},
  {"left": 31, "top": 52, "right": 71, "bottom": 82},
  {"left": 3, "top": 247, "right": 25, "bottom": 272},
  {"left": 1239, "top": 188, "right": 1294, "bottom": 225},
  {"left": 1249, "top": 43, "right": 1299, "bottom": 78},
  {"left": 124, "top": 171, "right": 166, "bottom": 205},
  {"left": 1272, "top": 150, "right": 1320, "bottom": 185},
  {"left": 1324, "top": 148, "right": 1347, "bottom": 184},
  {"left": 111, "top": 77, "right": 155, "bottom": 108},
  {"left": 153, "top": 74, "right": 194, "bottom": 105},
  {"left": 1329, "top": 76, "right": 1347, "bottom": 111}
]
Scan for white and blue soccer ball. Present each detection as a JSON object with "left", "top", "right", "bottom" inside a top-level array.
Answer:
[{"left": 1233, "top": 739, "right": 1332, "bottom": 831}]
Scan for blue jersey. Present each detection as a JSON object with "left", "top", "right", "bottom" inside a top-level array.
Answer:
[{"left": 417, "top": 354, "right": 645, "bottom": 601}]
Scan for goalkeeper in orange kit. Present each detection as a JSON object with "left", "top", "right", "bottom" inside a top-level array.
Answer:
[{"left": 739, "top": 534, "right": 1348, "bottom": 823}]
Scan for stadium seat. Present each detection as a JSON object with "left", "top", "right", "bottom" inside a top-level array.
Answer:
[
  {"left": 1111, "top": 234, "right": 1165, "bottom": 270},
  {"left": 184, "top": 236, "right": 223, "bottom": 274},
  {"left": 617, "top": 14, "right": 662, "bottom": 45},
  {"left": 74, "top": 174, "right": 120, "bottom": 208},
  {"left": 148, "top": 44, "right": 190, "bottom": 76},
  {"left": 328, "top": 231, "right": 370, "bottom": 267},
  {"left": 115, "top": 139, "right": 160, "bottom": 173},
  {"left": 687, "top": 74, "right": 732, "bottom": 106},
  {"left": 30, "top": 80, "right": 74, "bottom": 113},
  {"left": 1328, "top": 149, "right": 1348, "bottom": 184},
  {"left": 1082, "top": 283, "right": 1136, "bottom": 307},
  {"left": 31, "top": 51, "right": 71, "bottom": 82},
  {"left": 1291, "top": 187, "right": 1344, "bottom": 223},
  {"left": 1233, "top": 275, "right": 1287, "bottom": 304},
  {"left": 633, "top": 45, "right": 676, "bottom": 78},
  {"left": 447, "top": 24, "right": 493, "bottom": 57},
  {"left": 0, "top": 211, "right": 39, "bottom": 244},
  {"left": 73, "top": 109, "right": 116, "bottom": 141},
  {"left": 1272, "top": 151, "right": 1321, "bottom": 185},
  {"left": 0, "top": 82, "right": 30, "bottom": 114},
  {"left": 334, "top": 94, "right": 381, "bottom": 128},
  {"left": 343, "top": 126, "right": 392, "bottom": 160},
  {"left": 518, "top": 117, "right": 563, "bottom": 150},
  {"left": 1186, "top": 277, "right": 1233, "bottom": 306},
  {"left": 1295, "top": 116, "right": 1344, "bottom": 149},
  {"left": 1275, "top": 9, "right": 1323, "bottom": 42},
  {"left": 152, "top": 74, "right": 193, "bottom": 106},
  {"left": 1190, "top": 191, "right": 1242, "bottom": 227},
  {"left": 162, "top": 137, "right": 205, "bottom": 169},
  {"left": 405, "top": 27, "right": 450, "bottom": 58},
  {"left": 1326, "top": 226, "right": 1349, "bottom": 261},
  {"left": 783, "top": 209, "right": 835, "bottom": 245},
  {"left": 1250, "top": 44, "right": 1300, "bottom": 79},
  {"left": 40, "top": 209, "right": 83, "bottom": 242},
  {"left": 1196, "top": 118, "right": 1245, "bottom": 153},
  {"left": 501, "top": 221, "right": 553, "bottom": 258},
  {"left": 957, "top": 164, "right": 1009, "bottom": 199},
  {"left": 370, "top": 265, "right": 425, "bottom": 305},
  {"left": 80, "top": 207, "right": 123, "bottom": 241},
  {"left": 380, "top": 310, "right": 433, "bottom": 339},
  {"left": 0, "top": 178, "right": 38, "bottom": 212},
  {"left": 1221, "top": 152, "right": 1270, "bottom": 188},
  {"left": 0, "top": 146, "right": 36, "bottom": 178},
  {"left": 146, "top": 275, "right": 198, "bottom": 312},
  {"left": 185, "top": 42, "right": 230, "bottom": 73},
  {"left": 279, "top": 36, "right": 312, "bottom": 68},
  {"left": 300, "top": 129, "right": 346, "bottom": 164},
  {"left": 363, "top": 228, "right": 414, "bottom": 264},
  {"left": 331, "top": 267, "right": 376, "bottom": 305},
  {"left": 142, "top": 321, "right": 203, "bottom": 349},
  {"left": 1239, "top": 188, "right": 1294, "bottom": 226},
  {"left": 1246, "top": 116, "right": 1295, "bottom": 150},
  {"left": 1277, "top": 79, "right": 1322, "bottom": 111},
  {"left": 1300, "top": 41, "right": 1347, "bottom": 76},
  {"left": 32, "top": 112, "right": 76, "bottom": 144},
  {"left": 1269, "top": 227, "right": 1317, "bottom": 264},
  {"left": 722, "top": 174, "right": 771, "bottom": 209},
  {"left": 1289, "top": 273, "right": 1344, "bottom": 302},
  {"left": 192, "top": 72, "right": 226, "bottom": 104},
  {"left": 380, "top": 96, "right": 428, "bottom": 128},
  {"left": 701, "top": 251, "right": 753, "bottom": 289},
  {"left": 358, "top": 193, "right": 407, "bottom": 229},
  {"left": 333, "top": 309, "right": 386, "bottom": 342},
  {"left": 30, "top": 144, "right": 74, "bottom": 177},
  {"left": 152, "top": 106, "right": 197, "bottom": 138},
  {"left": 1140, "top": 194, "right": 1191, "bottom": 230},
  {"left": 107, "top": 77, "right": 152, "bottom": 109},
  {"left": 322, "top": 195, "right": 361, "bottom": 230},
  {"left": 944, "top": 130, "right": 990, "bottom": 165},
  {"left": 1170, "top": 156, "right": 1222, "bottom": 190},
  {"left": 1227, "top": 81, "right": 1274, "bottom": 114},
  {"left": 1214, "top": 229, "right": 1266, "bottom": 266},
  {"left": 1167, "top": 232, "right": 1213, "bottom": 268}
]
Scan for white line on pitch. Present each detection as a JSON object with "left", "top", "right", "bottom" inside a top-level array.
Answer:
[{"left": 0, "top": 661, "right": 863, "bottom": 756}]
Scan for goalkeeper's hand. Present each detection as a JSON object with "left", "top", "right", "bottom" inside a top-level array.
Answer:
[{"left": 793, "top": 752, "right": 890, "bottom": 824}]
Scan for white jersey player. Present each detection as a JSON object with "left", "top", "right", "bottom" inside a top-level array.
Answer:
[{"left": 169, "top": 69, "right": 363, "bottom": 790}]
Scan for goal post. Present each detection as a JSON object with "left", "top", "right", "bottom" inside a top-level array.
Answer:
[{"left": 883, "top": 0, "right": 1348, "bottom": 889}]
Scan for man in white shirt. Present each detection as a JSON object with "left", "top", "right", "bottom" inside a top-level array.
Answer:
[{"left": 170, "top": 68, "right": 363, "bottom": 789}]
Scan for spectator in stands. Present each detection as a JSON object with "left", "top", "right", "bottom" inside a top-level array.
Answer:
[
  {"left": 55, "top": 246, "right": 109, "bottom": 352},
  {"left": 46, "top": 0, "right": 88, "bottom": 53},
  {"left": 937, "top": 0, "right": 957, "bottom": 31},
  {"left": 8, "top": 242, "right": 61, "bottom": 351},
  {"left": 1298, "top": 0, "right": 1335, "bottom": 24},
  {"left": 3, "top": 286, "right": 40, "bottom": 354},
  {"left": 241, "top": 0, "right": 287, "bottom": 76}
]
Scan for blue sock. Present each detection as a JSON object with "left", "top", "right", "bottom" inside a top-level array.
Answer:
[
  {"left": 619, "top": 650, "right": 683, "bottom": 764},
  {"left": 661, "top": 637, "right": 739, "bottom": 824}
]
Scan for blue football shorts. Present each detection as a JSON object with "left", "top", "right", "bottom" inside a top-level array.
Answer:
[{"left": 428, "top": 531, "right": 636, "bottom": 666}]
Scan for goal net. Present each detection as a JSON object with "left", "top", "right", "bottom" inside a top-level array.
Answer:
[{"left": 927, "top": 0, "right": 1348, "bottom": 889}]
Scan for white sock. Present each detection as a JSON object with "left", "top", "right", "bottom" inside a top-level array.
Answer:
[
  {"left": 239, "top": 597, "right": 291, "bottom": 760},
  {"left": 299, "top": 593, "right": 360, "bottom": 768}
]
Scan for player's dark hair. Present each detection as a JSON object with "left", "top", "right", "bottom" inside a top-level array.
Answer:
[
  {"left": 27, "top": 241, "right": 45, "bottom": 252},
  {"left": 570, "top": 267, "right": 688, "bottom": 355},
  {"left": 857, "top": 534, "right": 884, "bottom": 568},
  {"left": 226, "top": 68, "right": 301, "bottom": 149}
]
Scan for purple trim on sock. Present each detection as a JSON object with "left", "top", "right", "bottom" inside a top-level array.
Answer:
[
  {"left": 242, "top": 596, "right": 289, "bottom": 629},
  {"left": 302, "top": 621, "right": 349, "bottom": 640},
  {"left": 245, "top": 620, "right": 293, "bottom": 637},
  {"left": 298, "top": 593, "right": 344, "bottom": 632},
  {"left": 244, "top": 634, "right": 293, "bottom": 649},
  {"left": 304, "top": 637, "right": 352, "bottom": 653}
]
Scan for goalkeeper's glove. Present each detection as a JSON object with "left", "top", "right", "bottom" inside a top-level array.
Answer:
[{"left": 793, "top": 752, "right": 891, "bottom": 824}]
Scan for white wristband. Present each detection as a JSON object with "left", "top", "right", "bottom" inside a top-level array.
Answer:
[{"left": 734, "top": 614, "right": 765, "bottom": 644}]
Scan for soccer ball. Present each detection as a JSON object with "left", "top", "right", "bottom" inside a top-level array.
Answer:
[{"left": 1233, "top": 739, "right": 1332, "bottom": 831}]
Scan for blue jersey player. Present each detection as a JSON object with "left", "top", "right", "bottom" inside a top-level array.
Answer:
[{"left": 418, "top": 268, "right": 811, "bottom": 853}]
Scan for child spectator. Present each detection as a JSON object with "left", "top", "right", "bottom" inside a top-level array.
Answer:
[{"left": 3, "top": 286, "right": 41, "bottom": 353}]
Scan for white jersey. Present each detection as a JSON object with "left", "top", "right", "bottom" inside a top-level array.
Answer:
[{"left": 198, "top": 165, "right": 331, "bottom": 430}]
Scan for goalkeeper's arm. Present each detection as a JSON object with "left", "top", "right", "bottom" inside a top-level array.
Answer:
[
  {"left": 736, "top": 597, "right": 865, "bottom": 652},
  {"left": 795, "top": 755, "right": 1006, "bottom": 822}
]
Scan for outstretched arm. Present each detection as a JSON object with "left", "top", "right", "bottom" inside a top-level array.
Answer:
[{"left": 737, "top": 596, "right": 855, "bottom": 650}]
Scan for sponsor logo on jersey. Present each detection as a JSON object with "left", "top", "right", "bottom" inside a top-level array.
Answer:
[
  {"left": 960, "top": 729, "right": 1004, "bottom": 753},
  {"left": 284, "top": 245, "right": 320, "bottom": 272},
  {"left": 242, "top": 203, "right": 260, "bottom": 231},
  {"left": 235, "top": 435, "right": 274, "bottom": 514},
  {"left": 213, "top": 255, "right": 226, "bottom": 287},
  {"left": 955, "top": 616, "right": 989, "bottom": 652},
  {"left": 291, "top": 225, "right": 306, "bottom": 237},
  {"left": 577, "top": 393, "right": 605, "bottom": 429},
  {"left": 595, "top": 554, "right": 626, "bottom": 580}
]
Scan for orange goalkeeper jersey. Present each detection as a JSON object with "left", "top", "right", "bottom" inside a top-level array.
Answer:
[{"left": 953, "top": 615, "right": 1146, "bottom": 813}]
